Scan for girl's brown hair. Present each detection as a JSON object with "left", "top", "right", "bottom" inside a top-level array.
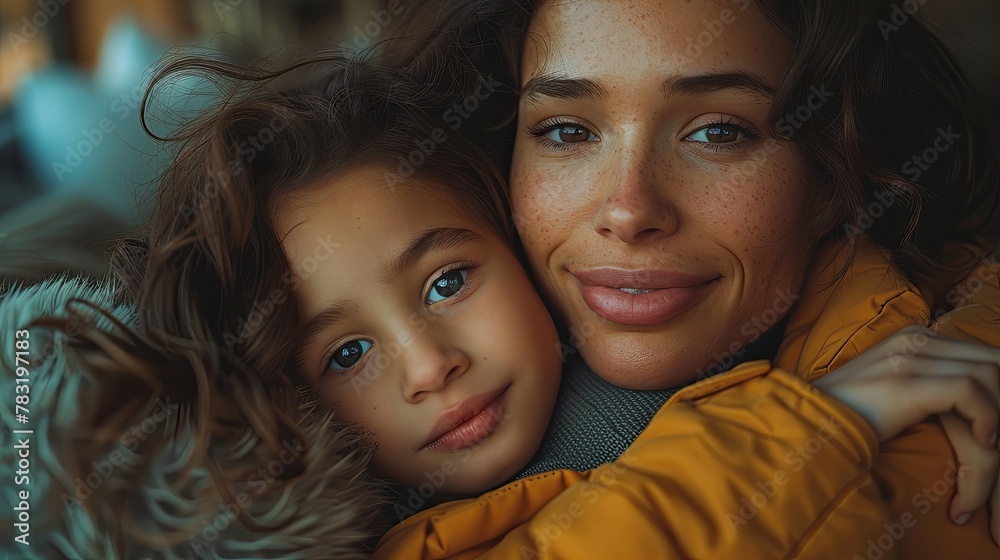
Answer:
[
  {"left": 42, "top": 53, "right": 513, "bottom": 557},
  {"left": 386, "top": 0, "right": 999, "bottom": 300}
]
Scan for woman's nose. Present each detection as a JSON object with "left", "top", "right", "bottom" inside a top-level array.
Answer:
[
  {"left": 400, "top": 330, "right": 470, "bottom": 403},
  {"left": 592, "top": 156, "right": 679, "bottom": 245}
]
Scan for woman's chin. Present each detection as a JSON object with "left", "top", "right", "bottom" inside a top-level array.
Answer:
[{"left": 577, "top": 333, "right": 710, "bottom": 390}]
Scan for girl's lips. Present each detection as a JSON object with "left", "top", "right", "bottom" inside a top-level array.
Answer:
[
  {"left": 423, "top": 387, "right": 509, "bottom": 451},
  {"left": 572, "top": 269, "right": 720, "bottom": 326}
]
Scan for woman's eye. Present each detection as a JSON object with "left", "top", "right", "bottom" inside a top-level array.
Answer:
[
  {"left": 327, "top": 339, "right": 373, "bottom": 373},
  {"left": 426, "top": 269, "right": 469, "bottom": 304},
  {"left": 541, "top": 124, "right": 599, "bottom": 144},
  {"left": 685, "top": 124, "right": 748, "bottom": 144}
]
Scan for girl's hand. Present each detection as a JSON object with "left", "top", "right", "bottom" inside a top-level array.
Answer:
[
  {"left": 811, "top": 325, "right": 1000, "bottom": 544},
  {"left": 939, "top": 413, "right": 999, "bottom": 542}
]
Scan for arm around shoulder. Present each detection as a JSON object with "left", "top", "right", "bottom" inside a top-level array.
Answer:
[{"left": 375, "top": 361, "right": 893, "bottom": 559}]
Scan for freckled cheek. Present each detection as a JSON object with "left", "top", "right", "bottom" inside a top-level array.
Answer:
[
  {"left": 715, "top": 171, "right": 810, "bottom": 252},
  {"left": 511, "top": 169, "right": 574, "bottom": 255}
]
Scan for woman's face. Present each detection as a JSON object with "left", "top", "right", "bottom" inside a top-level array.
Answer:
[{"left": 511, "top": 0, "right": 821, "bottom": 389}]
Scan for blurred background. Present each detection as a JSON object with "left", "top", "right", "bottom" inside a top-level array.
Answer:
[{"left": 0, "top": 0, "right": 997, "bottom": 283}]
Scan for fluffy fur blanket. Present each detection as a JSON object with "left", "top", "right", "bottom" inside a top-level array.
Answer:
[{"left": 0, "top": 275, "right": 385, "bottom": 559}]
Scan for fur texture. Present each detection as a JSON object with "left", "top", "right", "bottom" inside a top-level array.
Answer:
[{"left": 0, "top": 275, "right": 386, "bottom": 559}]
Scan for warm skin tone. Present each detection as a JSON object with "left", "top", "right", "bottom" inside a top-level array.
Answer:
[
  {"left": 511, "top": 0, "right": 824, "bottom": 389},
  {"left": 273, "top": 165, "right": 562, "bottom": 494},
  {"left": 508, "top": 0, "right": 1000, "bottom": 534}
]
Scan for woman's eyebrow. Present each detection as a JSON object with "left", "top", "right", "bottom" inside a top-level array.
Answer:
[
  {"left": 520, "top": 71, "right": 774, "bottom": 103},
  {"left": 521, "top": 75, "right": 608, "bottom": 102},
  {"left": 660, "top": 71, "right": 776, "bottom": 100},
  {"left": 381, "top": 227, "right": 484, "bottom": 283}
]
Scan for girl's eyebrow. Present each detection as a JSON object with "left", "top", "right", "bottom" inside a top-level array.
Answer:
[
  {"left": 520, "top": 71, "right": 774, "bottom": 103},
  {"left": 381, "top": 227, "right": 484, "bottom": 283},
  {"left": 294, "top": 300, "right": 359, "bottom": 370}
]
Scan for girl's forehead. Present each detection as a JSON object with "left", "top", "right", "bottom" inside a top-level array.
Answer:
[
  {"left": 272, "top": 167, "right": 461, "bottom": 238},
  {"left": 271, "top": 167, "right": 504, "bottom": 278}
]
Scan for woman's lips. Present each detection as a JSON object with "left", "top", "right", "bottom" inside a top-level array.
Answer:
[
  {"left": 573, "top": 268, "right": 720, "bottom": 326},
  {"left": 423, "top": 387, "right": 509, "bottom": 451}
]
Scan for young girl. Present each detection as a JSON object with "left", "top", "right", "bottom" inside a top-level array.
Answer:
[{"left": 9, "top": 54, "right": 998, "bottom": 559}]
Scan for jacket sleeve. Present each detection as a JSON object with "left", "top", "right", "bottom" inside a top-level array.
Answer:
[
  {"left": 374, "top": 362, "right": 892, "bottom": 559},
  {"left": 930, "top": 257, "right": 1000, "bottom": 343}
]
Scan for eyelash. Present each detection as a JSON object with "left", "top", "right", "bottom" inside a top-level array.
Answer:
[
  {"left": 526, "top": 118, "right": 595, "bottom": 152},
  {"left": 427, "top": 260, "right": 480, "bottom": 304},
  {"left": 317, "top": 260, "right": 482, "bottom": 379},
  {"left": 689, "top": 115, "right": 762, "bottom": 153},
  {"left": 526, "top": 115, "right": 763, "bottom": 152}
]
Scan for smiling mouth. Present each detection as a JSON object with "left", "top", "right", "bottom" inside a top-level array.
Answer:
[
  {"left": 578, "top": 282, "right": 718, "bottom": 326},
  {"left": 617, "top": 287, "right": 656, "bottom": 294}
]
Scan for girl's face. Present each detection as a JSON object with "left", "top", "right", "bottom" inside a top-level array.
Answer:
[
  {"left": 274, "top": 166, "right": 561, "bottom": 494},
  {"left": 510, "top": 0, "right": 822, "bottom": 389}
]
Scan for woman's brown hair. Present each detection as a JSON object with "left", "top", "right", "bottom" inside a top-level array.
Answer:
[
  {"left": 385, "top": 0, "right": 999, "bottom": 301},
  {"left": 34, "top": 53, "right": 514, "bottom": 557}
]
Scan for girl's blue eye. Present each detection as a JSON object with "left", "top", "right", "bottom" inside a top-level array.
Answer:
[
  {"left": 328, "top": 339, "right": 373, "bottom": 372},
  {"left": 543, "top": 125, "right": 599, "bottom": 144},
  {"left": 426, "top": 269, "right": 468, "bottom": 304}
]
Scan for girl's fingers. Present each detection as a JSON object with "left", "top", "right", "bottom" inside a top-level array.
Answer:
[
  {"left": 915, "top": 377, "right": 1000, "bottom": 449},
  {"left": 896, "top": 326, "right": 1000, "bottom": 365},
  {"left": 892, "top": 356, "right": 1000, "bottom": 413},
  {"left": 941, "top": 413, "right": 1000, "bottom": 523},
  {"left": 894, "top": 376, "right": 997, "bottom": 446}
]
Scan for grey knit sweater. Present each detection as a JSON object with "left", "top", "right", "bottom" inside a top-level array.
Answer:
[
  {"left": 512, "top": 356, "right": 677, "bottom": 478},
  {"left": 512, "top": 321, "right": 787, "bottom": 480}
]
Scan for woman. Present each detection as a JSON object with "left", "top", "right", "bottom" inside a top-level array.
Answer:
[
  {"left": 373, "top": 0, "right": 1000, "bottom": 557},
  {"left": 12, "top": 3, "right": 995, "bottom": 558}
]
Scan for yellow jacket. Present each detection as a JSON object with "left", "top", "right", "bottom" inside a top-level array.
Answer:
[{"left": 374, "top": 239, "right": 998, "bottom": 559}]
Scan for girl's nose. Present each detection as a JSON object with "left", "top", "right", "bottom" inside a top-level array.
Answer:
[{"left": 400, "top": 330, "right": 471, "bottom": 403}]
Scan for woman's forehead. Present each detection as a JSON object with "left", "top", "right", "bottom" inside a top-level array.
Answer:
[{"left": 523, "top": 0, "right": 789, "bottom": 88}]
